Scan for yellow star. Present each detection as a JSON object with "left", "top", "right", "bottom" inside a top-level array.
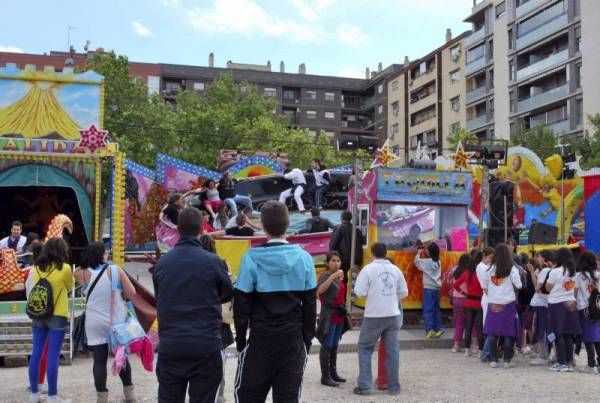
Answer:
[
  {"left": 451, "top": 142, "right": 471, "bottom": 171},
  {"left": 379, "top": 146, "right": 395, "bottom": 167}
]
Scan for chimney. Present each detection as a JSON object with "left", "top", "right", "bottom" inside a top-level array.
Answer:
[
  {"left": 280, "top": 61, "right": 285, "bottom": 73},
  {"left": 267, "top": 60, "right": 271, "bottom": 71},
  {"left": 378, "top": 62, "right": 383, "bottom": 72},
  {"left": 446, "top": 28, "right": 452, "bottom": 42},
  {"left": 299, "top": 63, "right": 306, "bottom": 74},
  {"left": 404, "top": 56, "right": 409, "bottom": 64},
  {"left": 209, "top": 52, "right": 214, "bottom": 67},
  {"left": 365, "top": 67, "right": 370, "bottom": 79}
]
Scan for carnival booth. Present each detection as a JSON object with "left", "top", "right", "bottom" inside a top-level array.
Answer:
[
  {"left": 353, "top": 167, "right": 472, "bottom": 309},
  {"left": 0, "top": 63, "right": 127, "bottom": 360}
]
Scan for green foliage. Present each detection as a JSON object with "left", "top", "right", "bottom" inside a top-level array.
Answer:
[
  {"left": 447, "top": 127, "right": 477, "bottom": 149},
  {"left": 87, "top": 55, "right": 357, "bottom": 170},
  {"left": 510, "top": 124, "right": 558, "bottom": 161},
  {"left": 576, "top": 114, "right": 600, "bottom": 170}
]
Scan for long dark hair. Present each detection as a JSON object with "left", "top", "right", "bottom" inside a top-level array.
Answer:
[
  {"left": 453, "top": 254, "right": 471, "bottom": 280},
  {"left": 492, "top": 243, "right": 513, "bottom": 279},
  {"left": 540, "top": 249, "right": 556, "bottom": 267},
  {"left": 556, "top": 247, "right": 576, "bottom": 277},
  {"left": 199, "top": 234, "right": 216, "bottom": 253},
  {"left": 577, "top": 251, "right": 597, "bottom": 286},
  {"left": 35, "top": 237, "right": 69, "bottom": 272},
  {"left": 427, "top": 242, "right": 440, "bottom": 263},
  {"left": 80, "top": 242, "right": 106, "bottom": 269}
]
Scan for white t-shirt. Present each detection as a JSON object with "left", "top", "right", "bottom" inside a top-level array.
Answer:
[
  {"left": 483, "top": 265, "right": 522, "bottom": 304},
  {"left": 476, "top": 262, "right": 490, "bottom": 289},
  {"left": 354, "top": 259, "right": 409, "bottom": 318},
  {"left": 547, "top": 266, "right": 577, "bottom": 304},
  {"left": 530, "top": 267, "right": 552, "bottom": 307},
  {"left": 284, "top": 168, "right": 306, "bottom": 185},
  {"left": 575, "top": 271, "right": 600, "bottom": 310}
]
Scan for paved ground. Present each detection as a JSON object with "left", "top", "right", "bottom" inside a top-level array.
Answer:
[{"left": 2, "top": 348, "right": 599, "bottom": 402}]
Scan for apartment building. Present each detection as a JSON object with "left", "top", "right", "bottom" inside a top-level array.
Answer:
[
  {"left": 464, "top": 0, "right": 600, "bottom": 141},
  {"left": 387, "top": 30, "right": 469, "bottom": 164}
]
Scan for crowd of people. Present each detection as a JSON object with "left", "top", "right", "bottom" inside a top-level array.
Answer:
[{"left": 447, "top": 241, "right": 600, "bottom": 373}]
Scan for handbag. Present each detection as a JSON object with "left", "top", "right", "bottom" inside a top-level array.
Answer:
[
  {"left": 72, "top": 264, "right": 108, "bottom": 356},
  {"left": 108, "top": 266, "right": 145, "bottom": 352}
]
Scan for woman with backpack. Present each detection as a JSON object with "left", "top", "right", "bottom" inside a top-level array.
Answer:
[
  {"left": 575, "top": 251, "right": 600, "bottom": 373},
  {"left": 481, "top": 243, "right": 523, "bottom": 368},
  {"left": 528, "top": 250, "right": 556, "bottom": 366},
  {"left": 74, "top": 242, "right": 155, "bottom": 403},
  {"left": 27, "top": 238, "right": 73, "bottom": 403},
  {"left": 545, "top": 247, "right": 581, "bottom": 372}
]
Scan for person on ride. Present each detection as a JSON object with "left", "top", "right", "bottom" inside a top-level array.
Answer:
[
  {"left": 203, "top": 180, "right": 224, "bottom": 220},
  {"left": 218, "top": 171, "right": 253, "bottom": 217},
  {"left": 307, "top": 159, "right": 330, "bottom": 210},
  {"left": 278, "top": 167, "right": 307, "bottom": 213},
  {"left": 225, "top": 213, "right": 255, "bottom": 237}
]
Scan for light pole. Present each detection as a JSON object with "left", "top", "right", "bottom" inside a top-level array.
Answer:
[
  {"left": 346, "top": 156, "right": 363, "bottom": 313},
  {"left": 555, "top": 140, "right": 569, "bottom": 244}
]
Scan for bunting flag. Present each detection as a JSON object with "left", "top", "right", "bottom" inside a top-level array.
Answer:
[{"left": 370, "top": 139, "right": 399, "bottom": 169}]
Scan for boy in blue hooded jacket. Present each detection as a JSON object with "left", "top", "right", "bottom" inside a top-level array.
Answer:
[{"left": 233, "top": 200, "right": 317, "bottom": 403}]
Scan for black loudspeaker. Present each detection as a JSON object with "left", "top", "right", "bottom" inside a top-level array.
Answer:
[
  {"left": 528, "top": 223, "right": 558, "bottom": 245},
  {"left": 489, "top": 181, "right": 514, "bottom": 229}
]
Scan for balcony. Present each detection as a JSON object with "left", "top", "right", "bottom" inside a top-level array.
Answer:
[
  {"left": 361, "top": 95, "right": 378, "bottom": 110},
  {"left": 282, "top": 97, "right": 301, "bottom": 105},
  {"left": 466, "top": 86, "right": 487, "bottom": 104},
  {"left": 410, "top": 94, "right": 436, "bottom": 114},
  {"left": 465, "top": 27, "right": 486, "bottom": 48},
  {"left": 516, "top": 0, "right": 549, "bottom": 19},
  {"left": 545, "top": 119, "right": 570, "bottom": 134},
  {"left": 465, "top": 57, "right": 486, "bottom": 76},
  {"left": 516, "top": 13, "right": 569, "bottom": 49},
  {"left": 516, "top": 49, "right": 568, "bottom": 81},
  {"left": 517, "top": 84, "right": 569, "bottom": 112},
  {"left": 466, "top": 114, "right": 490, "bottom": 131}
]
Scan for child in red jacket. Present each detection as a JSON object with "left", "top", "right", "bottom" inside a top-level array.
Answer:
[{"left": 454, "top": 253, "right": 484, "bottom": 356}]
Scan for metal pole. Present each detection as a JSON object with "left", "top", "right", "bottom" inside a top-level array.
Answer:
[
  {"left": 347, "top": 157, "right": 362, "bottom": 313},
  {"left": 561, "top": 173, "right": 565, "bottom": 244},
  {"left": 504, "top": 194, "right": 508, "bottom": 243},
  {"left": 478, "top": 164, "right": 489, "bottom": 249}
]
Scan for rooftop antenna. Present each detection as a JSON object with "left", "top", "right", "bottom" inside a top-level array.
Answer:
[{"left": 67, "top": 25, "right": 77, "bottom": 49}]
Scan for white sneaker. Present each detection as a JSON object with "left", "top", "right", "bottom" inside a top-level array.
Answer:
[
  {"left": 490, "top": 361, "right": 498, "bottom": 368},
  {"left": 560, "top": 365, "right": 574, "bottom": 373},
  {"left": 580, "top": 366, "right": 599, "bottom": 374},
  {"left": 503, "top": 361, "right": 516, "bottom": 369},
  {"left": 521, "top": 345, "right": 533, "bottom": 355},
  {"left": 529, "top": 357, "right": 548, "bottom": 366},
  {"left": 549, "top": 363, "right": 562, "bottom": 372},
  {"left": 464, "top": 349, "right": 470, "bottom": 357},
  {"left": 47, "top": 396, "right": 72, "bottom": 403}
]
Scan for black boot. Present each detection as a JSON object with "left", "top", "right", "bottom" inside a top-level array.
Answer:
[
  {"left": 320, "top": 347, "right": 339, "bottom": 387},
  {"left": 330, "top": 346, "right": 346, "bottom": 383}
]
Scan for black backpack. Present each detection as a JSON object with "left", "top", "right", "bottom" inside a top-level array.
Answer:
[
  {"left": 588, "top": 288, "right": 600, "bottom": 320},
  {"left": 26, "top": 267, "right": 61, "bottom": 320}
]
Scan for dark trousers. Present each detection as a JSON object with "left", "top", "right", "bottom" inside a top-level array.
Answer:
[
  {"left": 157, "top": 351, "right": 223, "bottom": 403},
  {"left": 234, "top": 333, "right": 307, "bottom": 403},
  {"left": 555, "top": 334, "right": 575, "bottom": 365},
  {"left": 90, "top": 344, "right": 132, "bottom": 392},
  {"left": 487, "top": 335, "right": 515, "bottom": 363},
  {"left": 464, "top": 308, "right": 484, "bottom": 350},
  {"left": 584, "top": 342, "right": 600, "bottom": 367}
]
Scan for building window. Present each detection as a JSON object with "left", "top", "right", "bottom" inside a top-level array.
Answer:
[
  {"left": 391, "top": 145, "right": 400, "bottom": 155},
  {"left": 450, "top": 96, "right": 460, "bottom": 112},
  {"left": 264, "top": 87, "right": 277, "bottom": 97},
  {"left": 378, "top": 84, "right": 384, "bottom": 94},
  {"left": 576, "top": 98, "right": 583, "bottom": 126},
  {"left": 390, "top": 123, "right": 399, "bottom": 139},
  {"left": 489, "top": 69, "right": 494, "bottom": 89},
  {"left": 510, "top": 90, "right": 516, "bottom": 113},
  {"left": 325, "top": 92, "right": 335, "bottom": 102},
  {"left": 517, "top": 1, "right": 567, "bottom": 38},
  {"left": 324, "top": 111, "right": 335, "bottom": 119},
  {"left": 377, "top": 104, "right": 384, "bottom": 114},
  {"left": 306, "top": 90, "right": 317, "bottom": 99},
  {"left": 489, "top": 99, "right": 495, "bottom": 115},
  {"left": 283, "top": 90, "right": 296, "bottom": 100},
  {"left": 147, "top": 76, "right": 160, "bottom": 95},
  {"left": 392, "top": 80, "right": 400, "bottom": 91},
  {"left": 509, "top": 60, "right": 515, "bottom": 81},
  {"left": 576, "top": 63, "right": 582, "bottom": 88},
  {"left": 411, "top": 105, "right": 436, "bottom": 126},
  {"left": 450, "top": 69, "right": 461, "bottom": 83},
  {"left": 495, "top": 1, "right": 506, "bottom": 18},
  {"left": 575, "top": 26, "right": 581, "bottom": 53},
  {"left": 392, "top": 101, "right": 400, "bottom": 116},
  {"left": 488, "top": 40, "right": 494, "bottom": 59},
  {"left": 324, "top": 130, "right": 334, "bottom": 137},
  {"left": 308, "top": 129, "right": 317, "bottom": 136},
  {"left": 467, "top": 44, "right": 485, "bottom": 63},
  {"left": 450, "top": 45, "right": 461, "bottom": 62},
  {"left": 193, "top": 82, "right": 205, "bottom": 91},
  {"left": 306, "top": 110, "right": 317, "bottom": 119},
  {"left": 450, "top": 122, "right": 460, "bottom": 134}
]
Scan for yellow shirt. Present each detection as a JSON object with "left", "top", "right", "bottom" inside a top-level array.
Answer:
[{"left": 31, "top": 263, "right": 73, "bottom": 318}]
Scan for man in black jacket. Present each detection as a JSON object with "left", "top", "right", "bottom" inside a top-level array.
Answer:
[
  {"left": 153, "top": 207, "right": 233, "bottom": 403},
  {"left": 297, "top": 207, "right": 337, "bottom": 234},
  {"left": 329, "top": 211, "right": 364, "bottom": 282},
  {"left": 233, "top": 201, "right": 317, "bottom": 402}
]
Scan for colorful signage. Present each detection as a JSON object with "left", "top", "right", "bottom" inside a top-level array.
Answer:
[{"left": 377, "top": 168, "right": 473, "bottom": 205}]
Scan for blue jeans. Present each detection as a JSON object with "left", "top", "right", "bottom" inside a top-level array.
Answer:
[
  {"left": 323, "top": 323, "right": 343, "bottom": 349},
  {"left": 224, "top": 195, "right": 253, "bottom": 216},
  {"left": 487, "top": 335, "right": 516, "bottom": 363},
  {"left": 480, "top": 335, "right": 493, "bottom": 362},
  {"left": 29, "top": 316, "right": 68, "bottom": 396},
  {"left": 357, "top": 315, "right": 402, "bottom": 394},
  {"left": 423, "top": 288, "right": 442, "bottom": 332},
  {"left": 311, "top": 185, "right": 329, "bottom": 208}
]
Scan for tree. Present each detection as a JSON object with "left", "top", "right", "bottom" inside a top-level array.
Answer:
[
  {"left": 576, "top": 114, "right": 600, "bottom": 170},
  {"left": 510, "top": 124, "right": 558, "bottom": 160},
  {"left": 447, "top": 127, "right": 477, "bottom": 149}
]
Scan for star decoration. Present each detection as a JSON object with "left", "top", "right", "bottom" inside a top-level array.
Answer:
[
  {"left": 78, "top": 124, "right": 108, "bottom": 153},
  {"left": 370, "top": 140, "right": 399, "bottom": 168},
  {"left": 451, "top": 141, "right": 472, "bottom": 171}
]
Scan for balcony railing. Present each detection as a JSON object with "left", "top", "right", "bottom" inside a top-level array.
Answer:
[
  {"left": 517, "top": 84, "right": 569, "bottom": 112},
  {"left": 361, "top": 95, "right": 378, "bottom": 110},
  {"left": 466, "top": 114, "right": 490, "bottom": 131},
  {"left": 545, "top": 119, "right": 570, "bottom": 134},
  {"left": 516, "top": 49, "right": 568, "bottom": 81},
  {"left": 465, "top": 27, "right": 486, "bottom": 48},
  {"left": 465, "top": 57, "right": 486, "bottom": 76},
  {"left": 516, "top": 13, "right": 569, "bottom": 49},
  {"left": 516, "top": 0, "right": 549, "bottom": 19},
  {"left": 466, "top": 86, "right": 487, "bottom": 104}
]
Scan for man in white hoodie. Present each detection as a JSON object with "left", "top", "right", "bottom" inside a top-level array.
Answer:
[{"left": 353, "top": 243, "right": 408, "bottom": 396}]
